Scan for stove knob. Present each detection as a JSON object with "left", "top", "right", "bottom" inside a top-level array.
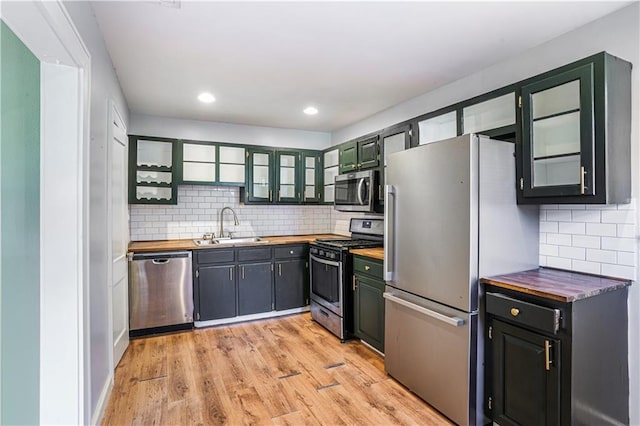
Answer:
[
  {"left": 329, "top": 253, "right": 336, "bottom": 259},
  {"left": 310, "top": 248, "right": 317, "bottom": 254},
  {"left": 319, "top": 250, "right": 325, "bottom": 256}
]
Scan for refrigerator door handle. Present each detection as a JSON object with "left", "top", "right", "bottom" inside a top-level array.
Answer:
[
  {"left": 383, "top": 292, "right": 465, "bottom": 327},
  {"left": 384, "top": 185, "right": 395, "bottom": 281}
]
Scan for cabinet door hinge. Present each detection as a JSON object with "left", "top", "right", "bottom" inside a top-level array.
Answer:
[
  {"left": 519, "top": 177, "right": 524, "bottom": 191},
  {"left": 196, "top": 312, "right": 200, "bottom": 321},
  {"left": 271, "top": 263, "right": 274, "bottom": 272},
  {"left": 518, "top": 95, "right": 522, "bottom": 108},
  {"left": 305, "top": 261, "right": 308, "bottom": 269},
  {"left": 306, "top": 298, "right": 309, "bottom": 305},
  {"left": 488, "top": 396, "right": 492, "bottom": 410},
  {"left": 195, "top": 269, "right": 199, "bottom": 278},
  {"left": 272, "top": 302, "right": 275, "bottom": 310},
  {"left": 246, "top": 151, "right": 249, "bottom": 158},
  {"left": 488, "top": 326, "right": 492, "bottom": 340},
  {"left": 409, "top": 129, "right": 413, "bottom": 137}
]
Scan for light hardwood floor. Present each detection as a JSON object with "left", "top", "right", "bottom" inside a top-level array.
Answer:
[{"left": 101, "top": 313, "right": 453, "bottom": 425}]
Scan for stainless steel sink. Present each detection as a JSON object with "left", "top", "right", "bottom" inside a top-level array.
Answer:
[{"left": 193, "top": 237, "right": 268, "bottom": 246}]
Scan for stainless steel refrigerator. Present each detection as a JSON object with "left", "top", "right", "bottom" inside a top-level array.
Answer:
[{"left": 383, "top": 134, "right": 539, "bottom": 426}]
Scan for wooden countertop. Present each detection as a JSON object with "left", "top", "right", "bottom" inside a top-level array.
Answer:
[
  {"left": 480, "top": 267, "right": 631, "bottom": 303},
  {"left": 350, "top": 247, "right": 384, "bottom": 261},
  {"left": 128, "top": 234, "right": 343, "bottom": 253}
]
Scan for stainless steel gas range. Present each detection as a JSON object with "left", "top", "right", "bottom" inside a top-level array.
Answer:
[{"left": 309, "top": 218, "right": 384, "bottom": 341}]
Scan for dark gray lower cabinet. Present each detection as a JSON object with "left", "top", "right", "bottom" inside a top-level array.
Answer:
[
  {"left": 195, "top": 244, "right": 310, "bottom": 322},
  {"left": 275, "top": 259, "right": 308, "bottom": 310},
  {"left": 238, "top": 262, "right": 273, "bottom": 315},
  {"left": 352, "top": 255, "right": 385, "bottom": 353},
  {"left": 490, "top": 319, "right": 560, "bottom": 425},
  {"left": 198, "top": 264, "right": 236, "bottom": 320},
  {"left": 353, "top": 274, "right": 385, "bottom": 352}
]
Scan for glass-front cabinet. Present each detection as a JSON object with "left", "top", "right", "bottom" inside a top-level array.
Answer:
[
  {"left": 246, "top": 149, "right": 273, "bottom": 203},
  {"left": 323, "top": 148, "right": 339, "bottom": 203},
  {"left": 418, "top": 111, "right": 457, "bottom": 145},
  {"left": 519, "top": 52, "right": 631, "bottom": 204},
  {"left": 302, "top": 151, "right": 322, "bottom": 203},
  {"left": 276, "top": 151, "right": 300, "bottom": 203},
  {"left": 218, "top": 145, "right": 246, "bottom": 185},
  {"left": 181, "top": 142, "right": 216, "bottom": 184},
  {"left": 129, "top": 136, "right": 177, "bottom": 204},
  {"left": 380, "top": 124, "right": 411, "bottom": 203},
  {"left": 522, "top": 66, "right": 592, "bottom": 197},
  {"left": 462, "top": 92, "right": 516, "bottom": 135}
]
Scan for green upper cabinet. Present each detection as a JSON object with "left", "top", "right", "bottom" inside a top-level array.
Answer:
[
  {"left": 244, "top": 148, "right": 322, "bottom": 204},
  {"left": 322, "top": 148, "right": 339, "bottom": 204},
  {"left": 519, "top": 52, "right": 631, "bottom": 204},
  {"left": 338, "top": 140, "right": 358, "bottom": 173},
  {"left": 338, "top": 136, "right": 380, "bottom": 174},
  {"left": 462, "top": 92, "right": 516, "bottom": 137},
  {"left": 275, "top": 150, "right": 301, "bottom": 203},
  {"left": 218, "top": 145, "right": 246, "bottom": 185},
  {"left": 246, "top": 148, "right": 274, "bottom": 203},
  {"left": 301, "top": 151, "right": 322, "bottom": 203},
  {"left": 129, "top": 135, "right": 178, "bottom": 204}
]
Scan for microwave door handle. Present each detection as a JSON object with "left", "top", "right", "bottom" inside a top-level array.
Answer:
[{"left": 356, "top": 178, "right": 365, "bottom": 205}]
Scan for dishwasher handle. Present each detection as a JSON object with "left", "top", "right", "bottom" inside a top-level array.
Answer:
[
  {"left": 152, "top": 258, "right": 171, "bottom": 265},
  {"left": 131, "top": 251, "right": 191, "bottom": 261}
]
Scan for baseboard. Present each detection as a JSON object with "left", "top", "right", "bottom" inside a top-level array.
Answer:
[
  {"left": 195, "top": 306, "right": 310, "bottom": 328},
  {"left": 90, "top": 371, "right": 114, "bottom": 426}
]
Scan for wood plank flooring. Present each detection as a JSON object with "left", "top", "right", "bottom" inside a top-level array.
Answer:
[{"left": 101, "top": 313, "right": 453, "bottom": 425}]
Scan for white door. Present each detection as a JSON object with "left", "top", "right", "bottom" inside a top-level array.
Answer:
[{"left": 108, "top": 102, "right": 129, "bottom": 367}]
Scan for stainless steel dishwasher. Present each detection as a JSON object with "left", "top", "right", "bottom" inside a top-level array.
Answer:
[{"left": 128, "top": 251, "right": 193, "bottom": 334}]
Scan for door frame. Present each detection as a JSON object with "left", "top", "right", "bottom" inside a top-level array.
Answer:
[{"left": 1, "top": 1, "right": 90, "bottom": 424}]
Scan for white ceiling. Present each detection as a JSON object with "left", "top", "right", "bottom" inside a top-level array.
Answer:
[{"left": 92, "top": 1, "right": 630, "bottom": 132}]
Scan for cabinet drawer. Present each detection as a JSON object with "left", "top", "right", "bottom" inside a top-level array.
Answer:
[
  {"left": 196, "top": 249, "right": 235, "bottom": 264},
  {"left": 353, "top": 256, "right": 383, "bottom": 279},
  {"left": 237, "top": 247, "right": 272, "bottom": 262},
  {"left": 486, "top": 292, "right": 561, "bottom": 334},
  {"left": 274, "top": 244, "right": 308, "bottom": 259}
]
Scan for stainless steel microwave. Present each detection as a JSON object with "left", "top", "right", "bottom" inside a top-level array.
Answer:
[{"left": 334, "top": 170, "right": 381, "bottom": 212}]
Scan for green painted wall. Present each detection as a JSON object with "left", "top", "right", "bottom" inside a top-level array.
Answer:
[{"left": 0, "top": 21, "right": 40, "bottom": 425}]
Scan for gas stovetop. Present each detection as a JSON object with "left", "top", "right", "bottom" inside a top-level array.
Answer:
[{"left": 313, "top": 238, "right": 383, "bottom": 250}]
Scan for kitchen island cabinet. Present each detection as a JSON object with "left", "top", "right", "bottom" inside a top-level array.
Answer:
[{"left": 481, "top": 268, "right": 631, "bottom": 426}]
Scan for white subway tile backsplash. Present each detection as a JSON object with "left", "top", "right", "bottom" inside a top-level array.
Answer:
[
  {"left": 558, "top": 222, "right": 585, "bottom": 235},
  {"left": 586, "top": 248, "right": 617, "bottom": 264},
  {"left": 538, "top": 201, "right": 637, "bottom": 281},
  {"left": 547, "top": 257, "right": 572, "bottom": 270},
  {"left": 601, "top": 210, "right": 635, "bottom": 224},
  {"left": 585, "top": 223, "right": 617, "bottom": 236},
  {"left": 617, "top": 224, "right": 636, "bottom": 238},
  {"left": 546, "top": 210, "right": 572, "bottom": 222},
  {"left": 540, "top": 221, "right": 558, "bottom": 233},
  {"left": 558, "top": 246, "right": 585, "bottom": 260},
  {"left": 617, "top": 252, "right": 636, "bottom": 267},
  {"left": 571, "top": 210, "right": 601, "bottom": 223},
  {"left": 572, "top": 235, "right": 600, "bottom": 249},
  {"left": 601, "top": 263, "right": 635, "bottom": 280},
  {"left": 546, "top": 233, "right": 572, "bottom": 246},
  {"left": 571, "top": 260, "right": 601, "bottom": 275},
  {"left": 601, "top": 237, "right": 636, "bottom": 252},
  {"left": 540, "top": 244, "right": 559, "bottom": 256}
]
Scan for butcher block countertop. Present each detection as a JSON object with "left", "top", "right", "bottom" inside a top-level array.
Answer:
[
  {"left": 128, "top": 234, "right": 342, "bottom": 253},
  {"left": 350, "top": 247, "right": 384, "bottom": 261},
  {"left": 481, "top": 267, "right": 631, "bottom": 303}
]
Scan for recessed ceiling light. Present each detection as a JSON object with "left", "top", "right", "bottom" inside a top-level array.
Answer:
[
  {"left": 198, "top": 92, "right": 216, "bottom": 103},
  {"left": 303, "top": 106, "right": 318, "bottom": 115}
]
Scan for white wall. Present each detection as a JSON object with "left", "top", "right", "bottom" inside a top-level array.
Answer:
[
  {"left": 332, "top": 4, "right": 640, "bottom": 423},
  {"left": 131, "top": 113, "right": 332, "bottom": 150},
  {"left": 62, "top": 2, "right": 130, "bottom": 424}
]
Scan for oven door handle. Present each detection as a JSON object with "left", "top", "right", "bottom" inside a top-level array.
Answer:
[
  {"left": 310, "top": 254, "right": 340, "bottom": 268},
  {"left": 356, "top": 178, "right": 365, "bottom": 205}
]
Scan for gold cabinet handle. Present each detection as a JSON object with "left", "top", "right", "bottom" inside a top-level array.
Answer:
[
  {"left": 241, "top": 265, "right": 245, "bottom": 280},
  {"left": 229, "top": 267, "right": 233, "bottom": 281},
  {"left": 278, "top": 263, "right": 282, "bottom": 276},
  {"left": 510, "top": 307, "right": 520, "bottom": 317},
  {"left": 364, "top": 265, "right": 370, "bottom": 271},
  {"left": 580, "top": 166, "right": 586, "bottom": 194},
  {"left": 269, "top": 189, "right": 273, "bottom": 202},
  {"left": 544, "top": 340, "right": 552, "bottom": 371},
  {"left": 352, "top": 275, "right": 357, "bottom": 291}
]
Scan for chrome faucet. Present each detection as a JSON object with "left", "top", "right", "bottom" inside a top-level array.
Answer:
[{"left": 218, "top": 207, "right": 239, "bottom": 238}]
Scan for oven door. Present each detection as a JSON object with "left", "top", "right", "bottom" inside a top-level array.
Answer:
[
  {"left": 309, "top": 254, "right": 343, "bottom": 316},
  {"left": 334, "top": 170, "right": 375, "bottom": 212}
]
